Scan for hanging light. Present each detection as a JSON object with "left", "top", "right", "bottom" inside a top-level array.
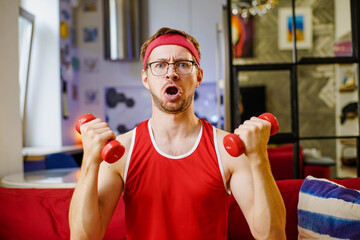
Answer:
[{"left": 231, "top": 0, "right": 279, "bottom": 18}]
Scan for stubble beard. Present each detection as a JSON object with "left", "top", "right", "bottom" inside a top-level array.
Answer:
[{"left": 150, "top": 91, "right": 194, "bottom": 114}]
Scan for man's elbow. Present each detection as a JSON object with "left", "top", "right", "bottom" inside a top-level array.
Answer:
[
  {"left": 253, "top": 213, "right": 287, "bottom": 240},
  {"left": 69, "top": 224, "right": 104, "bottom": 240},
  {"left": 70, "top": 230, "right": 104, "bottom": 240},
  {"left": 254, "top": 226, "right": 286, "bottom": 240}
]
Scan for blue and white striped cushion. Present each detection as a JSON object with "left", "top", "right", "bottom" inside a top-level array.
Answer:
[{"left": 298, "top": 176, "right": 360, "bottom": 240}]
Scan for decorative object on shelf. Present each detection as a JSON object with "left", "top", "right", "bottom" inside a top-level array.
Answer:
[
  {"left": 85, "top": 89, "right": 99, "bottom": 105},
  {"left": 83, "top": 27, "right": 98, "bottom": 42},
  {"left": 83, "top": 0, "right": 97, "bottom": 12},
  {"left": 334, "top": 40, "right": 352, "bottom": 57},
  {"left": 340, "top": 102, "right": 358, "bottom": 124},
  {"left": 340, "top": 139, "right": 357, "bottom": 167},
  {"left": 83, "top": 58, "right": 99, "bottom": 73},
  {"left": 231, "top": 0, "right": 278, "bottom": 19},
  {"left": 340, "top": 70, "right": 357, "bottom": 92},
  {"left": 278, "top": 7, "right": 313, "bottom": 50},
  {"left": 60, "top": 21, "right": 70, "bottom": 39}
]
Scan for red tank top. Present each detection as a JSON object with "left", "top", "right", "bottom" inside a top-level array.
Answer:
[{"left": 123, "top": 119, "right": 229, "bottom": 240}]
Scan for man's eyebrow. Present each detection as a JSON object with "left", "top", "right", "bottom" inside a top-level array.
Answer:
[
  {"left": 155, "top": 58, "right": 168, "bottom": 62},
  {"left": 153, "top": 58, "right": 191, "bottom": 62}
]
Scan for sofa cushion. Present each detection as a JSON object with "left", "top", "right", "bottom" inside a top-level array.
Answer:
[
  {"left": 267, "top": 144, "right": 304, "bottom": 180},
  {"left": 0, "top": 187, "right": 126, "bottom": 240},
  {"left": 0, "top": 188, "right": 73, "bottom": 240},
  {"left": 298, "top": 176, "right": 360, "bottom": 239}
]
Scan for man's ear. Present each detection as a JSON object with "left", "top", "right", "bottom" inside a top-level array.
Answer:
[
  {"left": 142, "top": 69, "right": 150, "bottom": 90},
  {"left": 195, "top": 67, "right": 203, "bottom": 88}
]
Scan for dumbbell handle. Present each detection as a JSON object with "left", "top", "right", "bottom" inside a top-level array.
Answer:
[
  {"left": 76, "top": 114, "right": 125, "bottom": 163},
  {"left": 223, "top": 113, "right": 279, "bottom": 157}
]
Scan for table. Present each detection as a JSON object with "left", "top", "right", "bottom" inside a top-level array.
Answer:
[{"left": 1, "top": 168, "right": 80, "bottom": 188}]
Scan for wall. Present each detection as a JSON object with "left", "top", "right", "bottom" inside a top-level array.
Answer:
[
  {"left": 21, "top": 0, "right": 62, "bottom": 148},
  {"left": 334, "top": 0, "right": 351, "bottom": 41},
  {"left": 59, "top": 0, "right": 81, "bottom": 145},
  {"left": 0, "top": 0, "right": 23, "bottom": 178}
]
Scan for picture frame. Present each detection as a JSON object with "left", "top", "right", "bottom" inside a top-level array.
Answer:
[
  {"left": 231, "top": 14, "right": 254, "bottom": 58},
  {"left": 278, "top": 7, "right": 312, "bottom": 50}
]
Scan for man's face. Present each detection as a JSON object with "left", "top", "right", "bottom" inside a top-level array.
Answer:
[{"left": 142, "top": 45, "right": 203, "bottom": 114}]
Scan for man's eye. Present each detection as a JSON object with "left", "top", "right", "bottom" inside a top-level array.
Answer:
[
  {"left": 177, "top": 62, "right": 190, "bottom": 68},
  {"left": 155, "top": 62, "right": 166, "bottom": 69}
]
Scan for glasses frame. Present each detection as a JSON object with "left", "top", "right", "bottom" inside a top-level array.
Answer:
[{"left": 146, "top": 60, "right": 197, "bottom": 76}]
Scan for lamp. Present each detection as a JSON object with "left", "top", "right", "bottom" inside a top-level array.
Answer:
[{"left": 231, "top": 0, "right": 279, "bottom": 18}]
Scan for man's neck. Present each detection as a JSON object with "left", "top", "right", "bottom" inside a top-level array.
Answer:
[
  {"left": 149, "top": 107, "right": 201, "bottom": 156},
  {"left": 150, "top": 107, "right": 200, "bottom": 138}
]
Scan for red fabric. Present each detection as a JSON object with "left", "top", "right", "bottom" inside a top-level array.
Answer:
[
  {"left": 124, "top": 119, "right": 229, "bottom": 240},
  {"left": 267, "top": 144, "right": 333, "bottom": 180},
  {"left": 267, "top": 144, "right": 304, "bottom": 180},
  {"left": 304, "top": 165, "right": 330, "bottom": 178},
  {"left": 0, "top": 187, "right": 126, "bottom": 240},
  {"left": 143, "top": 33, "right": 200, "bottom": 68}
]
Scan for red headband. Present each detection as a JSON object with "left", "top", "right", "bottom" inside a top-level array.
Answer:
[{"left": 143, "top": 33, "right": 200, "bottom": 69}]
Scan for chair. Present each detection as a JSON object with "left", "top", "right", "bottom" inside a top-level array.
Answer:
[{"left": 45, "top": 153, "right": 78, "bottom": 169}]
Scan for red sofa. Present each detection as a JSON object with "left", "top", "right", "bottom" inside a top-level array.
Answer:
[
  {"left": 1, "top": 177, "right": 360, "bottom": 240},
  {"left": 268, "top": 144, "right": 332, "bottom": 180}
]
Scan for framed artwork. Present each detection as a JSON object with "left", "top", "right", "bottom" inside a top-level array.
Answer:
[
  {"left": 231, "top": 14, "right": 254, "bottom": 58},
  {"left": 83, "top": 0, "right": 97, "bottom": 12},
  {"left": 278, "top": 7, "right": 312, "bottom": 50},
  {"left": 83, "top": 58, "right": 100, "bottom": 73},
  {"left": 83, "top": 27, "right": 98, "bottom": 42}
]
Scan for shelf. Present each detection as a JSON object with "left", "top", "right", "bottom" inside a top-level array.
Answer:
[{"left": 22, "top": 145, "right": 83, "bottom": 161}]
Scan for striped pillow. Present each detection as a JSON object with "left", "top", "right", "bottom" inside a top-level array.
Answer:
[{"left": 298, "top": 176, "right": 360, "bottom": 240}]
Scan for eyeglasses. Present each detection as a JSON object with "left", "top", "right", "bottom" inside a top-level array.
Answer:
[{"left": 146, "top": 60, "right": 197, "bottom": 76}]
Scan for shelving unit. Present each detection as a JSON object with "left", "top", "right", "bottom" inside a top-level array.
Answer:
[
  {"left": 335, "top": 64, "right": 358, "bottom": 178},
  {"left": 225, "top": 0, "right": 360, "bottom": 178}
]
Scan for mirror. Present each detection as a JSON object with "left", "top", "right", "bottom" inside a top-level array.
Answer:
[
  {"left": 103, "top": 0, "right": 140, "bottom": 61},
  {"left": 19, "top": 7, "right": 34, "bottom": 146}
]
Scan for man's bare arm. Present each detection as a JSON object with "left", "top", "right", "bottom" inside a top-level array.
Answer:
[
  {"left": 218, "top": 118, "right": 286, "bottom": 239},
  {"left": 68, "top": 119, "right": 127, "bottom": 239}
]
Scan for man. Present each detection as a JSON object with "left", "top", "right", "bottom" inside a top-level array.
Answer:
[{"left": 69, "top": 27, "right": 286, "bottom": 239}]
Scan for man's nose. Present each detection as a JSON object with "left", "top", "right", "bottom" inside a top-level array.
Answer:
[{"left": 166, "top": 64, "right": 179, "bottom": 80}]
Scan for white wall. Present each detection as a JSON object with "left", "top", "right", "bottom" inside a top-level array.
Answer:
[
  {"left": 0, "top": 0, "right": 23, "bottom": 178},
  {"left": 21, "top": 0, "right": 62, "bottom": 148}
]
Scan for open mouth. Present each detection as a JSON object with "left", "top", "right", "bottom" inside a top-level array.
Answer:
[
  {"left": 166, "top": 86, "right": 179, "bottom": 95},
  {"left": 164, "top": 85, "right": 181, "bottom": 101}
]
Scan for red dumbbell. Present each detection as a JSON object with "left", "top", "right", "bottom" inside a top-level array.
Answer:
[
  {"left": 76, "top": 114, "right": 125, "bottom": 163},
  {"left": 223, "top": 113, "right": 279, "bottom": 157}
]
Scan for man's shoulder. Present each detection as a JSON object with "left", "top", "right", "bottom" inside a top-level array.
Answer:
[
  {"left": 116, "top": 129, "right": 135, "bottom": 149},
  {"left": 214, "top": 127, "right": 230, "bottom": 140}
]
